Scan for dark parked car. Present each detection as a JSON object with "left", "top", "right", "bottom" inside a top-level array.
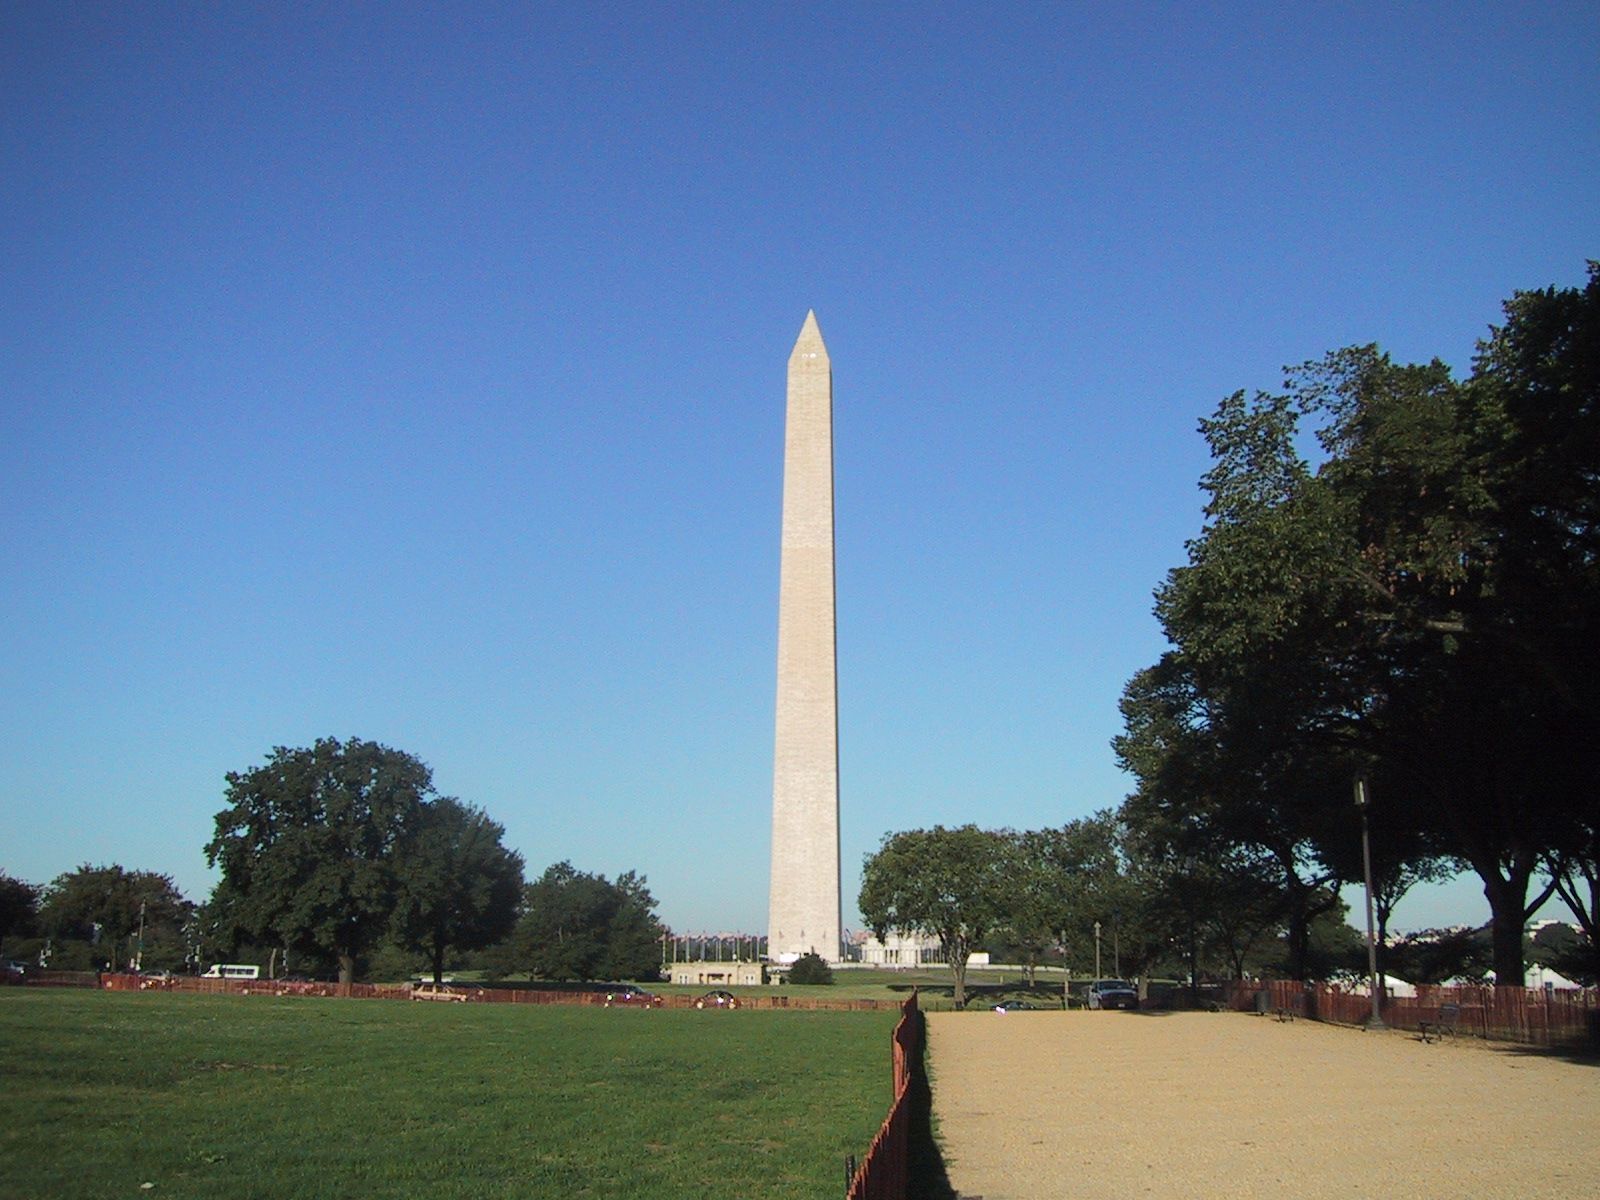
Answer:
[
  {"left": 694, "top": 990, "right": 739, "bottom": 1009},
  {"left": 1087, "top": 980, "right": 1139, "bottom": 1010}
]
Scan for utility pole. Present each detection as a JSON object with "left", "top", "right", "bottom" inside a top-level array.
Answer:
[{"left": 134, "top": 901, "right": 146, "bottom": 974}]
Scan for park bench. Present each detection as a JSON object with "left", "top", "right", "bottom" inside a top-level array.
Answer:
[
  {"left": 1418, "top": 1002, "right": 1461, "bottom": 1043},
  {"left": 1250, "top": 990, "right": 1298, "bottom": 1021}
]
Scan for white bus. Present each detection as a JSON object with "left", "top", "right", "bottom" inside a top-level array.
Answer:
[{"left": 201, "top": 963, "right": 260, "bottom": 980}]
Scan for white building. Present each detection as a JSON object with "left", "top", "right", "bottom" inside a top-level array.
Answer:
[
  {"left": 668, "top": 960, "right": 765, "bottom": 987},
  {"left": 858, "top": 930, "right": 989, "bottom": 968}
]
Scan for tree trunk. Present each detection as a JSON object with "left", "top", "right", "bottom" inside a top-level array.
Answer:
[
  {"left": 1284, "top": 906, "right": 1310, "bottom": 981},
  {"left": 1479, "top": 866, "right": 1531, "bottom": 986},
  {"left": 946, "top": 936, "right": 969, "bottom": 1008},
  {"left": 338, "top": 953, "right": 355, "bottom": 986},
  {"left": 1487, "top": 905, "right": 1525, "bottom": 987},
  {"left": 1374, "top": 900, "right": 1392, "bottom": 983},
  {"left": 432, "top": 943, "right": 446, "bottom": 986},
  {"left": 1475, "top": 850, "right": 1559, "bottom": 986}
]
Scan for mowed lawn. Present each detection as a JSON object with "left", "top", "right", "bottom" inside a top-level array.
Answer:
[{"left": 0, "top": 990, "right": 898, "bottom": 1199}]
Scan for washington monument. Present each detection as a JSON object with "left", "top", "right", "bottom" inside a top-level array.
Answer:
[{"left": 767, "top": 310, "right": 842, "bottom": 963}]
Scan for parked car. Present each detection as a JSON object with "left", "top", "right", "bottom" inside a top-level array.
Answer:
[
  {"left": 1087, "top": 979, "right": 1139, "bottom": 1010},
  {"left": 694, "top": 990, "right": 739, "bottom": 1009},
  {"left": 603, "top": 988, "right": 662, "bottom": 1008},
  {"left": 992, "top": 998, "right": 1034, "bottom": 1012}
]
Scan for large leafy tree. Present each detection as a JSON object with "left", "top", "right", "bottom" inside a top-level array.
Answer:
[
  {"left": 1474, "top": 265, "right": 1600, "bottom": 984},
  {"left": 1002, "top": 813, "right": 1132, "bottom": 982},
  {"left": 858, "top": 825, "right": 1010, "bottom": 1007},
  {"left": 514, "top": 861, "right": 665, "bottom": 982},
  {"left": 0, "top": 872, "right": 41, "bottom": 958},
  {"left": 1115, "top": 647, "right": 1348, "bottom": 981},
  {"left": 1115, "top": 265, "right": 1599, "bottom": 985},
  {"left": 37, "top": 864, "right": 192, "bottom": 971},
  {"left": 206, "top": 737, "right": 433, "bottom": 984},
  {"left": 1117, "top": 785, "right": 1288, "bottom": 984},
  {"left": 392, "top": 798, "right": 525, "bottom": 985}
]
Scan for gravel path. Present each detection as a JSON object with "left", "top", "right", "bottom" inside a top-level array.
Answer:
[{"left": 927, "top": 1009, "right": 1597, "bottom": 1199}]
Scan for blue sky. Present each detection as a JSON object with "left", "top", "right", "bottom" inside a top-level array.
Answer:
[{"left": 2, "top": 2, "right": 1595, "bottom": 938}]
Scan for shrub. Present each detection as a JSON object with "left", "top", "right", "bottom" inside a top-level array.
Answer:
[{"left": 788, "top": 953, "right": 834, "bottom": 985}]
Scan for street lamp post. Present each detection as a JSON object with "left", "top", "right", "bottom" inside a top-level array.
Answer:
[
  {"left": 1093, "top": 921, "right": 1102, "bottom": 981},
  {"left": 1354, "top": 777, "right": 1385, "bottom": 1030}
]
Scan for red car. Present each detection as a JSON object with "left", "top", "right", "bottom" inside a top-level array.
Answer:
[{"left": 603, "top": 988, "right": 663, "bottom": 1008}]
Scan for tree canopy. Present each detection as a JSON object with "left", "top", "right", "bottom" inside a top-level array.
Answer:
[
  {"left": 391, "top": 797, "right": 525, "bottom": 985},
  {"left": 859, "top": 824, "right": 1010, "bottom": 1007},
  {"left": 0, "top": 872, "right": 41, "bottom": 958},
  {"left": 1114, "top": 264, "right": 1600, "bottom": 984},
  {"left": 206, "top": 737, "right": 436, "bottom": 984},
  {"left": 37, "top": 864, "right": 192, "bottom": 971},
  {"left": 1001, "top": 814, "right": 1133, "bottom": 982},
  {"left": 514, "top": 861, "right": 665, "bottom": 982}
]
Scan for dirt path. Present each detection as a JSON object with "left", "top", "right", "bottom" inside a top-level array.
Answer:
[{"left": 927, "top": 1009, "right": 1596, "bottom": 1199}]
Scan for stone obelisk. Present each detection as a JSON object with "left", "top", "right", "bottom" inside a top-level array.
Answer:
[{"left": 767, "top": 310, "right": 841, "bottom": 964}]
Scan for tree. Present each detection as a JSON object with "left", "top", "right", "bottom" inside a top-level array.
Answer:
[
  {"left": 1542, "top": 834, "right": 1600, "bottom": 987},
  {"left": 859, "top": 825, "right": 1009, "bottom": 1008},
  {"left": 38, "top": 864, "right": 192, "bottom": 970},
  {"left": 206, "top": 737, "right": 434, "bottom": 985},
  {"left": 787, "top": 952, "right": 834, "bottom": 985},
  {"left": 1531, "top": 922, "right": 1597, "bottom": 988},
  {"left": 1387, "top": 927, "right": 1494, "bottom": 985},
  {"left": 1114, "top": 654, "right": 1348, "bottom": 982},
  {"left": 603, "top": 871, "right": 668, "bottom": 981},
  {"left": 1118, "top": 798, "right": 1287, "bottom": 986},
  {"left": 1115, "top": 267, "right": 1600, "bottom": 985},
  {"left": 0, "top": 873, "right": 40, "bottom": 958},
  {"left": 392, "top": 798, "right": 524, "bottom": 985},
  {"left": 1002, "top": 814, "right": 1131, "bottom": 983},
  {"left": 514, "top": 862, "right": 665, "bottom": 982}
]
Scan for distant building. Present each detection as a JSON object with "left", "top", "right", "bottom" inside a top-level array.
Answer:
[
  {"left": 859, "top": 931, "right": 944, "bottom": 967},
  {"left": 668, "top": 960, "right": 765, "bottom": 987}
]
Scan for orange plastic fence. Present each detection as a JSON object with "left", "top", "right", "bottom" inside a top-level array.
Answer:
[
  {"left": 1223, "top": 978, "right": 1598, "bottom": 1045},
  {"left": 92, "top": 972, "right": 899, "bottom": 1012},
  {"left": 846, "top": 992, "right": 920, "bottom": 1200}
]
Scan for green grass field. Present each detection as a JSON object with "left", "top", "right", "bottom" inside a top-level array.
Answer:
[{"left": 0, "top": 990, "right": 898, "bottom": 1199}]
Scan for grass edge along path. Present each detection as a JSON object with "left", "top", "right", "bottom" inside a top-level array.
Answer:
[{"left": 0, "top": 989, "right": 897, "bottom": 1200}]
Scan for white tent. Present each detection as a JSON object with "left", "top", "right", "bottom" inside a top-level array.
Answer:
[
  {"left": 1350, "top": 973, "right": 1417, "bottom": 998},
  {"left": 1526, "top": 964, "right": 1581, "bottom": 991},
  {"left": 1467, "top": 967, "right": 1582, "bottom": 989}
]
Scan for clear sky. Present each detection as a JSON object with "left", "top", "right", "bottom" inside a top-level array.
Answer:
[{"left": 3, "top": 3, "right": 1595, "bottom": 939}]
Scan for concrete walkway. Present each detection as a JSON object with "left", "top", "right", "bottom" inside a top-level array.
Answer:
[{"left": 927, "top": 1008, "right": 1597, "bottom": 1200}]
